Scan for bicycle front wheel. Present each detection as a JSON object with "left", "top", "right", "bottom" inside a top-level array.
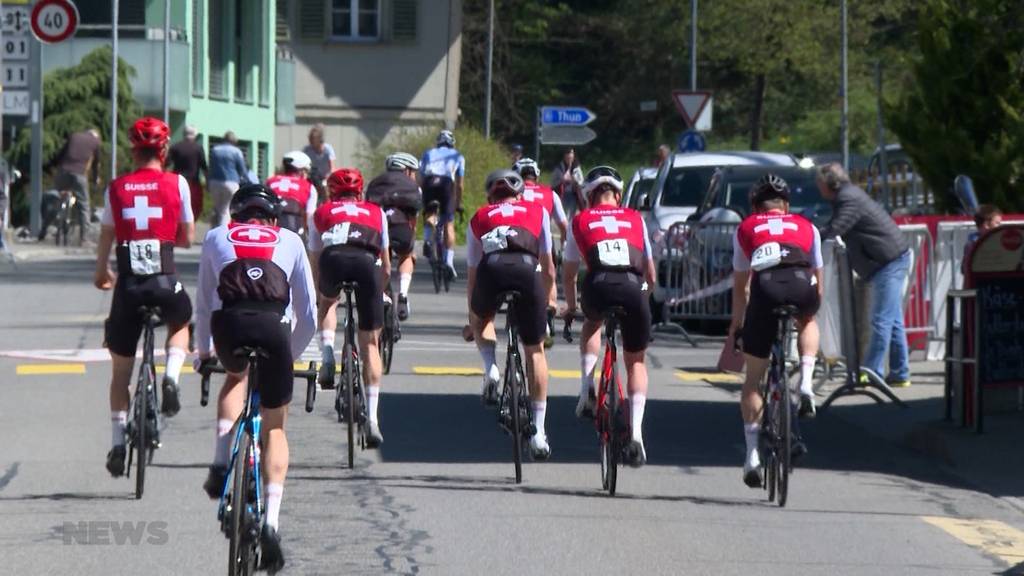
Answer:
[
  {"left": 344, "top": 341, "right": 356, "bottom": 468},
  {"left": 603, "top": 373, "right": 620, "bottom": 496},
  {"left": 381, "top": 304, "right": 395, "bottom": 375},
  {"left": 777, "top": 372, "right": 792, "bottom": 508},
  {"left": 509, "top": 361, "right": 524, "bottom": 484}
]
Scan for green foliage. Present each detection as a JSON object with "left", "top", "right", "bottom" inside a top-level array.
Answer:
[
  {"left": 7, "top": 46, "right": 142, "bottom": 225},
  {"left": 886, "top": 0, "right": 1024, "bottom": 211},
  {"left": 360, "top": 125, "right": 515, "bottom": 243}
]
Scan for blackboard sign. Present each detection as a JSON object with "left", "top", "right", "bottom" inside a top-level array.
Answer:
[{"left": 977, "top": 278, "right": 1024, "bottom": 385}]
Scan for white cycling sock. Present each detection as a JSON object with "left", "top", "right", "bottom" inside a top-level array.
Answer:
[
  {"left": 744, "top": 423, "right": 761, "bottom": 468},
  {"left": 320, "top": 330, "right": 335, "bottom": 350},
  {"left": 800, "top": 355, "right": 816, "bottom": 395},
  {"left": 445, "top": 248, "right": 455, "bottom": 268},
  {"left": 532, "top": 401, "right": 547, "bottom": 437},
  {"left": 477, "top": 340, "right": 497, "bottom": 378},
  {"left": 164, "top": 347, "right": 187, "bottom": 384},
  {"left": 111, "top": 411, "right": 127, "bottom": 447},
  {"left": 581, "top": 353, "right": 598, "bottom": 396},
  {"left": 630, "top": 394, "right": 646, "bottom": 442},
  {"left": 213, "top": 419, "right": 234, "bottom": 467},
  {"left": 366, "top": 385, "right": 380, "bottom": 423},
  {"left": 399, "top": 273, "right": 412, "bottom": 297},
  {"left": 265, "top": 483, "right": 284, "bottom": 530}
]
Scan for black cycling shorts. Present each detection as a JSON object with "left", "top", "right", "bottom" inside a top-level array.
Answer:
[
  {"left": 318, "top": 246, "right": 384, "bottom": 331},
  {"left": 388, "top": 222, "right": 415, "bottom": 257},
  {"left": 581, "top": 271, "right": 652, "bottom": 353},
  {"left": 471, "top": 253, "right": 547, "bottom": 347},
  {"left": 741, "top": 267, "right": 820, "bottom": 359},
  {"left": 422, "top": 176, "right": 455, "bottom": 220},
  {"left": 211, "top": 306, "right": 294, "bottom": 409},
  {"left": 105, "top": 274, "right": 192, "bottom": 357}
]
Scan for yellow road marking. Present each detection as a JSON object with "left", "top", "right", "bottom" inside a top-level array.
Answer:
[
  {"left": 412, "top": 367, "right": 584, "bottom": 379},
  {"left": 16, "top": 363, "right": 86, "bottom": 375},
  {"left": 922, "top": 516, "right": 1024, "bottom": 566},
  {"left": 155, "top": 366, "right": 195, "bottom": 375},
  {"left": 675, "top": 370, "right": 742, "bottom": 384},
  {"left": 550, "top": 369, "right": 582, "bottom": 379}
]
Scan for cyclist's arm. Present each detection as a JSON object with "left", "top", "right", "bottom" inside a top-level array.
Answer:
[
  {"left": 195, "top": 231, "right": 217, "bottom": 358},
  {"left": 640, "top": 219, "right": 656, "bottom": 287},
  {"left": 539, "top": 209, "right": 555, "bottom": 298},
  {"left": 562, "top": 226, "right": 581, "bottom": 310},
  {"left": 94, "top": 189, "right": 116, "bottom": 289},
  {"left": 465, "top": 224, "right": 482, "bottom": 308},
  {"left": 730, "top": 232, "right": 751, "bottom": 336},
  {"left": 305, "top": 190, "right": 318, "bottom": 233},
  {"left": 455, "top": 176, "right": 464, "bottom": 212},
  {"left": 290, "top": 236, "right": 318, "bottom": 359},
  {"left": 176, "top": 175, "right": 195, "bottom": 248},
  {"left": 552, "top": 193, "right": 568, "bottom": 237},
  {"left": 811, "top": 225, "right": 824, "bottom": 299},
  {"left": 379, "top": 210, "right": 391, "bottom": 288}
]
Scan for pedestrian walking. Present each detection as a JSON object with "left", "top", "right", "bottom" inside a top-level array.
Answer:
[
  {"left": 816, "top": 162, "right": 912, "bottom": 387},
  {"left": 47, "top": 128, "right": 102, "bottom": 243},
  {"left": 167, "top": 125, "right": 208, "bottom": 221},
  {"left": 302, "top": 123, "right": 336, "bottom": 199},
  {"left": 207, "top": 131, "right": 249, "bottom": 228}
]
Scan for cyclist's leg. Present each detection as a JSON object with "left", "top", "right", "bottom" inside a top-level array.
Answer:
[
  {"left": 104, "top": 280, "right": 144, "bottom": 473},
  {"left": 353, "top": 259, "right": 385, "bottom": 426},
  {"left": 318, "top": 295, "right": 340, "bottom": 363},
  {"left": 578, "top": 318, "right": 602, "bottom": 398},
  {"left": 260, "top": 405, "right": 288, "bottom": 528},
  {"left": 516, "top": 269, "right": 550, "bottom": 444},
  {"left": 796, "top": 316, "right": 820, "bottom": 398},
  {"left": 441, "top": 180, "right": 456, "bottom": 273},
  {"left": 155, "top": 277, "right": 192, "bottom": 415},
  {"left": 739, "top": 281, "right": 774, "bottom": 479},
  {"left": 469, "top": 265, "right": 501, "bottom": 390}
]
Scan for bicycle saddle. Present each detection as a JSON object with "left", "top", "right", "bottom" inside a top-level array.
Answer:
[
  {"left": 603, "top": 306, "right": 627, "bottom": 321},
  {"left": 233, "top": 346, "right": 270, "bottom": 359},
  {"left": 772, "top": 305, "right": 799, "bottom": 318},
  {"left": 498, "top": 291, "right": 522, "bottom": 304}
]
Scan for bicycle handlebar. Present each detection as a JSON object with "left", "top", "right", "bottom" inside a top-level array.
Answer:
[{"left": 197, "top": 359, "right": 319, "bottom": 412}]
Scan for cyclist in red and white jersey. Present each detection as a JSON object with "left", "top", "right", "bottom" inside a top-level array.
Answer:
[
  {"left": 561, "top": 166, "right": 656, "bottom": 467},
  {"left": 729, "top": 173, "right": 823, "bottom": 488},
  {"left": 94, "top": 117, "right": 194, "bottom": 477},
  {"left": 310, "top": 168, "right": 391, "bottom": 448},
  {"left": 266, "top": 151, "right": 317, "bottom": 238}
]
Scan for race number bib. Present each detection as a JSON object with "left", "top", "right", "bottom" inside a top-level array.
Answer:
[
  {"left": 751, "top": 242, "right": 783, "bottom": 271},
  {"left": 597, "top": 239, "right": 630, "bottom": 267},
  {"left": 128, "top": 239, "right": 162, "bottom": 275},
  {"left": 481, "top": 226, "right": 514, "bottom": 254},
  {"left": 322, "top": 223, "right": 351, "bottom": 247}
]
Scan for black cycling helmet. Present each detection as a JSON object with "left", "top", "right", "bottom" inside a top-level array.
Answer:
[
  {"left": 583, "top": 165, "right": 624, "bottom": 203},
  {"left": 485, "top": 168, "right": 525, "bottom": 200},
  {"left": 230, "top": 183, "right": 283, "bottom": 221},
  {"left": 750, "top": 173, "right": 790, "bottom": 205}
]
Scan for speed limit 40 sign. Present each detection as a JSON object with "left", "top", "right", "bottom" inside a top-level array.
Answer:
[{"left": 30, "top": 0, "right": 79, "bottom": 44}]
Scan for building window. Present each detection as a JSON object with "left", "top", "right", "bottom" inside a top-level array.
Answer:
[
  {"left": 234, "top": 0, "right": 253, "bottom": 103},
  {"left": 191, "top": 0, "right": 205, "bottom": 97},
  {"left": 331, "top": 0, "right": 379, "bottom": 40},
  {"left": 209, "top": 0, "right": 228, "bottom": 99}
]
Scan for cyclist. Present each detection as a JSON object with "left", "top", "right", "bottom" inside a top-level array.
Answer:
[
  {"left": 515, "top": 157, "right": 568, "bottom": 346},
  {"left": 728, "top": 173, "right": 823, "bottom": 489},
  {"left": 266, "top": 151, "right": 317, "bottom": 239},
  {"left": 420, "top": 129, "right": 465, "bottom": 281},
  {"left": 466, "top": 169, "right": 556, "bottom": 459},
  {"left": 194, "top": 184, "right": 317, "bottom": 572},
  {"left": 310, "top": 168, "right": 390, "bottom": 447},
  {"left": 94, "top": 117, "right": 194, "bottom": 477},
  {"left": 365, "top": 152, "right": 422, "bottom": 320},
  {"left": 561, "top": 166, "right": 656, "bottom": 467}
]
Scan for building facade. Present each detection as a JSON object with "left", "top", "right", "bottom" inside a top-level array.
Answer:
[
  {"left": 275, "top": 0, "right": 462, "bottom": 170},
  {"left": 45, "top": 0, "right": 281, "bottom": 179}
]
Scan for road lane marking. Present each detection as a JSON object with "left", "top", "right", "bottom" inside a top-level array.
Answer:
[
  {"left": 922, "top": 516, "right": 1024, "bottom": 566},
  {"left": 675, "top": 370, "right": 742, "bottom": 383},
  {"left": 16, "top": 363, "right": 86, "bottom": 375},
  {"left": 1, "top": 348, "right": 164, "bottom": 363},
  {"left": 412, "top": 366, "right": 584, "bottom": 379}
]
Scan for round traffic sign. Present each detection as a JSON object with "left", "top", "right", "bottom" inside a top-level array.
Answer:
[{"left": 31, "top": 0, "right": 79, "bottom": 44}]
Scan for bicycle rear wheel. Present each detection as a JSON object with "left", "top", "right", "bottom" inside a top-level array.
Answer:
[
  {"left": 228, "top": 432, "right": 257, "bottom": 576},
  {"left": 133, "top": 369, "right": 150, "bottom": 500},
  {"left": 381, "top": 301, "right": 395, "bottom": 375},
  {"left": 777, "top": 367, "right": 791, "bottom": 508},
  {"left": 602, "top": 371, "right": 620, "bottom": 496},
  {"left": 508, "top": 358, "right": 523, "bottom": 484},
  {"left": 344, "top": 340, "right": 356, "bottom": 469}
]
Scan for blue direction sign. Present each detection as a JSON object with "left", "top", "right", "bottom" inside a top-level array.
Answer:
[
  {"left": 678, "top": 130, "right": 706, "bottom": 153},
  {"left": 541, "top": 106, "right": 596, "bottom": 126}
]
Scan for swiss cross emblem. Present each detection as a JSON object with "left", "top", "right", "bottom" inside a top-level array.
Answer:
[
  {"left": 122, "top": 196, "right": 163, "bottom": 230},
  {"left": 331, "top": 203, "right": 370, "bottom": 217},
  {"left": 589, "top": 216, "right": 631, "bottom": 234},
  {"left": 228, "top": 225, "right": 281, "bottom": 246},
  {"left": 523, "top": 188, "right": 542, "bottom": 203},
  {"left": 271, "top": 178, "right": 300, "bottom": 194},
  {"left": 488, "top": 204, "right": 526, "bottom": 218},
  {"left": 754, "top": 218, "right": 798, "bottom": 236}
]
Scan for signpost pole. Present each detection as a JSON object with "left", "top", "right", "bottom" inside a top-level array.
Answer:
[
  {"left": 162, "top": 0, "right": 170, "bottom": 124},
  {"left": 28, "top": 20, "right": 42, "bottom": 237},
  {"left": 484, "top": 0, "right": 494, "bottom": 140},
  {"left": 534, "top": 107, "right": 540, "bottom": 161},
  {"left": 110, "top": 0, "right": 118, "bottom": 179},
  {"left": 689, "top": 0, "right": 697, "bottom": 91},
  {"left": 840, "top": 0, "right": 849, "bottom": 171}
]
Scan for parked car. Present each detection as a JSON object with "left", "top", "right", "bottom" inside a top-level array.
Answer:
[{"left": 623, "top": 167, "right": 658, "bottom": 210}]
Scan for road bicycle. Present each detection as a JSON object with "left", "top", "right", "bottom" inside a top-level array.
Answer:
[
  {"left": 124, "top": 306, "right": 163, "bottom": 500},
  {"left": 54, "top": 189, "right": 80, "bottom": 246},
  {"left": 494, "top": 292, "right": 535, "bottom": 484},
  {"left": 423, "top": 203, "right": 463, "bottom": 293},
  {"left": 331, "top": 283, "right": 369, "bottom": 469},
  {"left": 381, "top": 283, "right": 400, "bottom": 375},
  {"left": 760, "top": 305, "right": 799, "bottom": 507}
]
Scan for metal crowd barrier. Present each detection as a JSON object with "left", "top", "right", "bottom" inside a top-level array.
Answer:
[
  {"left": 899, "top": 224, "right": 934, "bottom": 345},
  {"left": 659, "top": 220, "right": 739, "bottom": 325}
]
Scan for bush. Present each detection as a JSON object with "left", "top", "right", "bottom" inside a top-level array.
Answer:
[{"left": 359, "top": 125, "right": 515, "bottom": 243}]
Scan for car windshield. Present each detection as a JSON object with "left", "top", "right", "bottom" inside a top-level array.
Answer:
[
  {"left": 628, "top": 177, "right": 656, "bottom": 209},
  {"left": 660, "top": 166, "right": 717, "bottom": 207},
  {"left": 721, "top": 172, "right": 832, "bottom": 224}
]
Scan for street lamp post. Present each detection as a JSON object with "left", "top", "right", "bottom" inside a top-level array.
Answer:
[{"left": 484, "top": 0, "right": 494, "bottom": 139}]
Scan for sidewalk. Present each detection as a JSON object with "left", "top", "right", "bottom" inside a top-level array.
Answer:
[{"left": 820, "top": 359, "right": 1024, "bottom": 511}]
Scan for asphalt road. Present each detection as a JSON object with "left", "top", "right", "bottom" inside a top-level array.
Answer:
[{"left": 1, "top": 251, "right": 1023, "bottom": 575}]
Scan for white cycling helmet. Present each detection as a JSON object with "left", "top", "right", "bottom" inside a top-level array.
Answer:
[
  {"left": 582, "top": 165, "right": 624, "bottom": 198},
  {"left": 282, "top": 150, "right": 311, "bottom": 171},
  {"left": 437, "top": 130, "right": 456, "bottom": 147},
  {"left": 513, "top": 157, "right": 540, "bottom": 179},
  {"left": 385, "top": 152, "right": 420, "bottom": 172}
]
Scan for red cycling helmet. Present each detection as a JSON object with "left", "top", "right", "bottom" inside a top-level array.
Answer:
[
  {"left": 327, "top": 168, "right": 364, "bottom": 199},
  {"left": 128, "top": 117, "right": 170, "bottom": 150}
]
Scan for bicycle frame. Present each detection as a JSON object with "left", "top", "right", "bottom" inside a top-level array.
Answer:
[
  {"left": 218, "top": 354, "right": 264, "bottom": 524},
  {"left": 595, "top": 315, "right": 625, "bottom": 441}
]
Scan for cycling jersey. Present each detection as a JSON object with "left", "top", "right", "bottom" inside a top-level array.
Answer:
[
  {"left": 522, "top": 182, "right": 568, "bottom": 228},
  {"left": 564, "top": 206, "right": 652, "bottom": 276},
  {"left": 101, "top": 168, "right": 193, "bottom": 276},
  {"left": 420, "top": 146, "right": 465, "bottom": 180},
  {"left": 365, "top": 171, "right": 422, "bottom": 214},
  {"left": 309, "top": 199, "right": 390, "bottom": 255},
  {"left": 266, "top": 174, "right": 317, "bottom": 233},
  {"left": 732, "top": 212, "right": 822, "bottom": 272},
  {"left": 195, "top": 223, "right": 317, "bottom": 362},
  {"left": 466, "top": 201, "right": 552, "bottom": 267}
]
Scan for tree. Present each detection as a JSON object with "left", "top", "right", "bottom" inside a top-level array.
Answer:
[
  {"left": 7, "top": 46, "right": 142, "bottom": 224},
  {"left": 886, "top": 0, "right": 1024, "bottom": 211}
]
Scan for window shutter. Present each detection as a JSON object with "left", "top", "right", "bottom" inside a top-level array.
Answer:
[
  {"left": 276, "top": 0, "right": 291, "bottom": 42},
  {"left": 299, "top": 0, "right": 325, "bottom": 39},
  {"left": 391, "top": 0, "right": 417, "bottom": 41}
]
